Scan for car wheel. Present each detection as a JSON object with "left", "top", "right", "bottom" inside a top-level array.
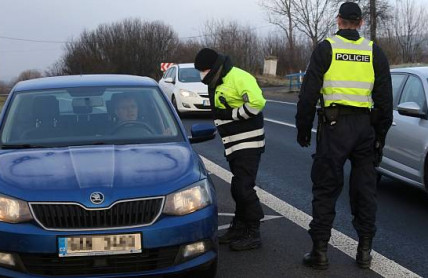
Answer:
[{"left": 172, "top": 95, "right": 181, "bottom": 116}]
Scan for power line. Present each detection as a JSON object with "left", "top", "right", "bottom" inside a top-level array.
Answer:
[{"left": 0, "top": 35, "right": 67, "bottom": 44}]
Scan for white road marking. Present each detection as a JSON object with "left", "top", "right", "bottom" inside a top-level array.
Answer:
[
  {"left": 218, "top": 214, "right": 284, "bottom": 231},
  {"left": 266, "top": 99, "right": 297, "bottom": 105},
  {"left": 202, "top": 156, "right": 421, "bottom": 278},
  {"left": 265, "top": 117, "right": 317, "bottom": 133}
]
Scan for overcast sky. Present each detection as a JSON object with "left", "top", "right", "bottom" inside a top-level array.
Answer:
[{"left": 0, "top": 0, "right": 277, "bottom": 82}]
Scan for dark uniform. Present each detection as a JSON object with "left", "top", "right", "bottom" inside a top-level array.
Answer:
[
  {"left": 295, "top": 2, "right": 393, "bottom": 270},
  {"left": 194, "top": 48, "right": 266, "bottom": 251}
]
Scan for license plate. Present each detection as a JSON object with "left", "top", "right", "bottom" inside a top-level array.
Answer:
[
  {"left": 58, "top": 233, "right": 141, "bottom": 257},
  {"left": 203, "top": 99, "right": 210, "bottom": 106}
]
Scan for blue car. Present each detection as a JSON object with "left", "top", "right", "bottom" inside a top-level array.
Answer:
[{"left": 0, "top": 74, "right": 218, "bottom": 277}]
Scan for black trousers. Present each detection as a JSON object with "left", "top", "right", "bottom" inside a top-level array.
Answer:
[
  {"left": 229, "top": 153, "right": 264, "bottom": 224},
  {"left": 309, "top": 113, "right": 377, "bottom": 241}
]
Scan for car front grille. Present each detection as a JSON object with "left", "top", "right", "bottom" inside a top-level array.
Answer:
[
  {"left": 19, "top": 246, "right": 179, "bottom": 276},
  {"left": 30, "top": 198, "right": 164, "bottom": 230}
]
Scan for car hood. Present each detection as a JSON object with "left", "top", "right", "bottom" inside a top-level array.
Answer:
[
  {"left": 178, "top": 82, "right": 208, "bottom": 94},
  {"left": 0, "top": 143, "right": 203, "bottom": 207}
]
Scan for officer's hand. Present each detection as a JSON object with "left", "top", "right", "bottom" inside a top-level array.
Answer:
[
  {"left": 213, "top": 108, "right": 232, "bottom": 120},
  {"left": 297, "top": 128, "right": 311, "bottom": 147},
  {"left": 374, "top": 134, "right": 385, "bottom": 167}
]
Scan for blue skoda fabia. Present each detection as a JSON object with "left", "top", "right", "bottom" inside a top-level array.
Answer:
[{"left": 0, "top": 75, "right": 218, "bottom": 277}]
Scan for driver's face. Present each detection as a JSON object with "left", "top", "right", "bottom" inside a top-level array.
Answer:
[{"left": 115, "top": 98, "right": 138, "bottom": 122}]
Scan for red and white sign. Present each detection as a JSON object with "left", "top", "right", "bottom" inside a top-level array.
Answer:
[{"left": 160, "top": 63, "right": 174, "bottom": 72}]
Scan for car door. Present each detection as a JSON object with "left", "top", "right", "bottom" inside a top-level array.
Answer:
[
  {"left": 162, "top": 67, "right": 177, "bottom": 101},
  {"left": 383, "top": 73, "right": 428, "bottom": 184}
]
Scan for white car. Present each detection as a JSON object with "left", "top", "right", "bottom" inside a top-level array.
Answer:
[{"left": 159, "top": 63, "right": 211, "bottom": 114}]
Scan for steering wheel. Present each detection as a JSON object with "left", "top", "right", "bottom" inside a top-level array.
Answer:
[{"left": 110, "top": 121, "right": 155, "bottom": 135}]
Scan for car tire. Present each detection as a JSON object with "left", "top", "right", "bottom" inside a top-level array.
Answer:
[{"left": 172, "top": 95, "right": 181, "bottom": 117}]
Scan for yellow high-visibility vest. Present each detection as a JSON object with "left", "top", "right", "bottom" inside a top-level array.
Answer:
[{"left": 322, "top": 35, "right": 375, "bottom": 108}]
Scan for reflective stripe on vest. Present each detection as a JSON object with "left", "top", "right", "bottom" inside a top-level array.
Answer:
[
  {"left": 224, "top": 140, "right": 265, "bottom": 156},
  {"left": 322, "top": 35, "right": 375, "bottom": 108},
  {"left": 222, "top": 128, "right": 265, "bottom": 144}
]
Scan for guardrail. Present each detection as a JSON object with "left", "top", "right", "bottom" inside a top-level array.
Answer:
[{"left": 285, "top": 71, "right": 305, "bottom": 91}]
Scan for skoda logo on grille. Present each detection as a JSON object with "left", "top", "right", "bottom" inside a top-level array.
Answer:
[{"left": 90, "top": 192, "right": 104, "bottom": 205}]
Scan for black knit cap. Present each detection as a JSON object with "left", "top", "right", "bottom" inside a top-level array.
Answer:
[
  {"left": 194, "top": 48, "right": 218, "bottom": 71},
  {"left": 338, "top": 2, "right": 362, "bottom": 20}
]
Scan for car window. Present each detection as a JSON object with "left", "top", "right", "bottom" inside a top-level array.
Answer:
[
  {"left": 399, "top": 75, "right": 426, "bottom": 111},
  {"left": 0, "top": 86, "right": 183, "bottom": 147},
  {"left": 168, "top": 67, "right": 176, "bottom": 81},
  {"left": 178, "top": 68, "right": 202, "bottom": 83},
  {"left": 391, "top": 74, "right": 407, "bottom": 108}
]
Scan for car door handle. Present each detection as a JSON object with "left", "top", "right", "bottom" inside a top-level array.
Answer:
[{"left": 392, "top": 121, "right": 397, "bottom": 126}]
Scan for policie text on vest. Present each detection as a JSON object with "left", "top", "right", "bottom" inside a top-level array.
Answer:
[{"left": 335, "top": 53, "right": 370, "bottom": 62}]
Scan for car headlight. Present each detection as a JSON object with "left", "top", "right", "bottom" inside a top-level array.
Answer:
[
  {"left": 179, "top": 89, "right": 198, "bottom": 98},
  {"left": 163, "top": 179, "right": 212, "bottom": 216},
  {"left": 0, "top": 194, "right": 33, "bottom": 223}
]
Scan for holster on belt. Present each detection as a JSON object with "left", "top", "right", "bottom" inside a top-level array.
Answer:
[{"left": 323, "top": 106, "right": 339, "bottom": 126}]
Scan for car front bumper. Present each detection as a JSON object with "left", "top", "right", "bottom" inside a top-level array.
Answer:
[
  {"left": 176, "top": 94, "right": 211, "bottom": 112},
  {"left": 0, "top": 205, "right": 217, "bottom": 277}
]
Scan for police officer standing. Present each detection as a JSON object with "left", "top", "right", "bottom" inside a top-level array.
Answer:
[
  {"left": 194, "top": 48, "right": 266, "bottom": 251},
  {"left": 295, "top": 2, "right": 393, "bottom": 269}
]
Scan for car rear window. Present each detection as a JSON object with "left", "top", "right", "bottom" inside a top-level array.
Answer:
[{"left": 0, "top": 86, "right": 184, "bottom": 147}]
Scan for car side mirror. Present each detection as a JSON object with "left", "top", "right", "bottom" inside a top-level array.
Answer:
[
  {"left": 189, "top": 124, "right": 216, "bottom": 144},
  {"left": 164, "top": 77, "right": 174, "bottom": 84},
  {"left": 397, "top": 102, "right": 426, "bottom": 119}
]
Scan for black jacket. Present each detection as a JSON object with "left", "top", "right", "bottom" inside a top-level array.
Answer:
[{"left": 295, "top": 29, "right": 393, "bottom": 138}]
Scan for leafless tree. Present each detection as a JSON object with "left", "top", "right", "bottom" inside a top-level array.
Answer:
[
  {"left": 58, "top": 18, "right": 179, "bottom": 79},
  {"left": 202, "top": 20, "right": 263, "bottom": 73},
  {"left": 392, "top": 0, "right": 428, "bottom": 63},
  {"left": 292, "top": 0, "right": 336, "bottom": 49},
  {"left": 259, "top": 0, "right": 297, "bottom": 71},
  {"left": 13, "top": 69, "right": 43, "bottom": 83},
  {"left": 0, "top": 80, "right": 11, "bottom": 95},
  {"left": 262, "top": 33, "right": 311, "bottom": 75}
]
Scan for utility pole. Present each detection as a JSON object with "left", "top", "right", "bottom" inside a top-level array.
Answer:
[{"left": 370, "top": 0, "right": 377, "bottom": 43}]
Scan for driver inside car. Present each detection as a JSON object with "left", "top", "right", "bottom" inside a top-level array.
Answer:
[
  {"left": 114, "top": 95, "right": 139, "bottom": 122},
  {"left": 111, "top": 94, "right": 172, "bottom": 136}
]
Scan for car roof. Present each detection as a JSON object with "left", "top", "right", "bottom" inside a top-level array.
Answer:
[
  {"left": 13, "top": 74, "right": 158, "bottom": 92},
  {"left": 177, "top": 63, "right": 196, "bottom": 69},
  {"left": 391, "top": 66, "right": 428, "bottom": 78}
]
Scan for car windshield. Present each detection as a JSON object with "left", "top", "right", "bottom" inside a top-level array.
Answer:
[
  {"left": 178, "top": 68, "right": 201, "bottom": 83},
  {"left": 0, "top": 86, "right": 183, "bottom": 148}
]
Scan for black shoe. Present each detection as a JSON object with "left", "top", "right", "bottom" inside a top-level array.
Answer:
[
  {"left": 229, "top": 224, "right": 261, "bottom": 251},
  {"left": 356, "top": 237, "right": 373, "bottom": 269},
  {"left": 218, "top": 219, "right": 246, "bottom": 244},
  {"left": 303, "top": 240, "right": 329, "bottom": 270}
]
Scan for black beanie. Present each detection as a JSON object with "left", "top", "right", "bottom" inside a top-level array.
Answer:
[{"left": 194, "top": 48, "right": 218, "bottom": 71}]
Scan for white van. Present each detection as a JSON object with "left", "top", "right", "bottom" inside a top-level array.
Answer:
[{"left": 158, "top": 63, "right": 210, "bottom": 114}]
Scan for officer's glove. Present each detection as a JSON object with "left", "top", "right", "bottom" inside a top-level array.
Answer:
[
  {"left": 374, "top": 134, "right": 385, "bottom": 167},
  {"left": 297, "top": 128, "right": 311, "bottom": 147},
  {"left": 213, "top": 108, "right": 233, "bottom": 120}
]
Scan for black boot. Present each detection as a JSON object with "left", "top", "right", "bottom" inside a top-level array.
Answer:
[
  {"left": 356, "top": 237, "right": 373, "bottom": 269},
  {"left": 218, "top": 219, "right": 246, "bottom": 244},
  {"left": 229, "top": 223, "right": 261, "bottom": 251},
  {"left": 303, "top": 240, "right": 329, "bottom": 270}
]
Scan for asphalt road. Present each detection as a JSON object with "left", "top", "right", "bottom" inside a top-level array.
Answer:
[{"left": 180, "top": 95, "right": 428, "bottom": 278}]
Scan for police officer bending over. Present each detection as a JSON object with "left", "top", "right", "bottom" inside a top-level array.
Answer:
[
  {"left": 194, "top": 48, "right": 266, "bottom": 251},
  {"left": 295, "top": 2, "right": 393, "bottom": 270}
]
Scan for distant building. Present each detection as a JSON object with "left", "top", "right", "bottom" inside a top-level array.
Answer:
[{"left": 263, "top": 56, "right": 278, "bottom": 76}]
